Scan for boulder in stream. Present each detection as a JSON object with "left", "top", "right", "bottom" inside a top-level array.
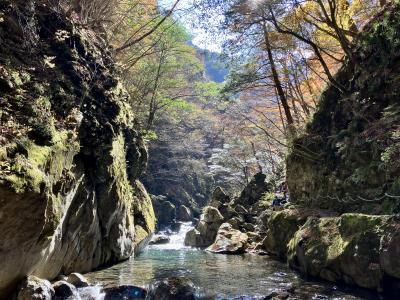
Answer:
[
  {"left": 66, "top": 272, "right": 89, "bottom": 288},
  {"left": 287, "top": 213, "right": 400, "bottom": 292},
  {"left": 150, "top": 235, "right": 171, "bottom": 245},
  {"left": 103, "top": 285, "right": 147, "bottom": 300},
  {"left": 207, "top": 223, "right": 248, "bottom": 254},
  {"left": 184, "top": 206, "right": 224, "bottom": 247},
  {"left": 17, "top": 276, "right": 54, "bottom": 300},
  {"left": 147, "top": 277, "right": 196, "bottom": 300},
  {"left": 52, "top": 280, "right": 79, "bottom": 299},
  {"left": 177, "top": 205, "right": 192, "bottom": 222}
]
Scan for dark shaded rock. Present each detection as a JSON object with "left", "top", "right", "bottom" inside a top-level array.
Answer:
[
  {"left": 177, "top": 205, "right": 192, "bottom": 222},
  {"left": 235, "top": 204, "right": 249, "bottom": 214},
  {"left": 66, "top": 272, "right": 89, "bottom": 288},
  {"left": 147, "top": 277, "right": 196, "bottom": 300},
  {"left": 209, "top": 187, "right": 230, "bottom": 208},
  {"left": 241, "top": 222, "right": 255, "bottom": 232},
  {"left": 150, "top": 235, "right": 170, "bottom": 245},
  {"left": 227, "top": 217, "right": 243, "bottom": 229},
  {"left": 170, "top": 220, "right": 182, "bottom": 232},
  {"left": 235, "top": 173, "right": 270, "bottom": 207},
  {"left": 207, "top": 223, "right": 248, "bottom": 254},
  {"left": 17, "top": 276, "right": 54, "bottom": 300},
  {"left": 52, "top": 281, "right": 78, "bottom": 299},
  {"left": 103, "top": 285, "right": 147, "bottom": 300},
  {"left": 152, "top": 195, "right": 176, "bottom": 228}
]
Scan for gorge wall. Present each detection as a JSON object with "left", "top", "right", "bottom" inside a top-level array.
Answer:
[
  {"left": 0, "top": 1, "right": 155, "bottom": 298},
  {"left": 287, "top": 2, "right": 400, "bottom": 214}
]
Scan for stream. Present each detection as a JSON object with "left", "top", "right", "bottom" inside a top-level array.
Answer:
[{"left": 82, "top": 223, "right": 380, "bottom": 299}]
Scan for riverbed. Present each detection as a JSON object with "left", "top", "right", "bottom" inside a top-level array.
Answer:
[{"left": 84, "top": 223, "right": 379, "bottom": 299}]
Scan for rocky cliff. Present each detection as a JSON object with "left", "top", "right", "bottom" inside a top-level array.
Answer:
[
  {"left": 287, "top": 3, "right": 400, "bottom": 214},
  {"left": 0, "top": 1, "right": 155, "bottom": 297}
]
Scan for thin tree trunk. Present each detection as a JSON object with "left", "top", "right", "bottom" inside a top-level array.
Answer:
[{"left": 262, "top": 21, "right": 296, "bottom": 137}]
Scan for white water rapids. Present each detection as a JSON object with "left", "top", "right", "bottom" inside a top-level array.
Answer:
[
  {"left": 149, "top": 222, "right": 194, "bottom": 250},
  {"left": 78, "top": 222, "right": 193, "bottom": 299}
]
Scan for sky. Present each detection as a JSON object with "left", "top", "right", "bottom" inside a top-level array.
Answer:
[{"left": 158, "top": 0, "right": 224, "bottom": 52}]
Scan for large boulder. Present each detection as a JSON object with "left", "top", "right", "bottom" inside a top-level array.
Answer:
[
  {"left": 147, "top": 277, "right": 196, "bottom": 300},
  {"left": 52, "top": 281, "right": 78, "bottom": 299},
  {"left": 177, "top": 205, "right": 192, "bottom": 222},
  {"left": 234, "top": 173, "right": 270, "bottom": 207},
  {"left": 207, "top": 223, "right": 248, "bottom": 254},
  {"left": 184, "top": 228, "right": 204, "bottom": 247},
  {"left": 262, "top": 209, "right": 336, "bottom": 258},
  {"left": 184, "top": 206, "right": 224, "bottom": 247},
  {"left": 66, "top": 273, "right": 89, "bottom": 288},
  {"left": 287, "top": 214, "right": 400, "bottom": 293},
  {"left": 209, "top": 187, "right": 230, "bottom": 208},
  {"left": 17, "top": 276, "right": 54, "bottom": 300},
  {"left": 200, "top": 206, "right": 224, "bottom": 223}
]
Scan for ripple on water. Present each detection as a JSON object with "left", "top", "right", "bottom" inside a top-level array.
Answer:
[{"left": 83, "top": 224, "right": 379, "bottom": 299}]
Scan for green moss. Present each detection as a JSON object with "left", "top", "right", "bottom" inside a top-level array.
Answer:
[
  {"left": 109, "top": 134, "right": 134, "bottom": 205},
  {"left": 2, "top": 130, "right": 78, "bottom": 193},
  {"left": 338, "top": 213, "right": 390, "bottom": 237},
  {"left": 258, "top": 192, "right": 275, "bottom": 209}
]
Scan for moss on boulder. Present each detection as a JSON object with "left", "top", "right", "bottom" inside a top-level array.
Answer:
[{"left": 287, "top": 214, "right": 400, "bottom": 291}]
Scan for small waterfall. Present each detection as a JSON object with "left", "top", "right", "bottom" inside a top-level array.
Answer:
[
  {"left": 149, "top": 222, "right": 194, "bottom": 250},
  {"left": 78, "top": 285, "right": 105, "bottom": 300}
]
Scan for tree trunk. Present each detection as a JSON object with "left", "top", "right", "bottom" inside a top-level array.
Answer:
[{"left": 262, "top": 21, "right": 296, "bottom": 137}]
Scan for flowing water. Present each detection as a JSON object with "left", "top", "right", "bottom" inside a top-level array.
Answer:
[{"left": 82, "top": 223, "right": 379, "bottom": 299}]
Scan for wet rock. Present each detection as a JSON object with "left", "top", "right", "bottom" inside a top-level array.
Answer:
[
  {"left": 66, "top": 272, "right": 89, "bottom": 288},
  {"left": 150, "top": 235, "right": 170, "bottom": 245},
  {"left": 52, "top": 280, "right": 78, "bottom": 299},
  {"left": 287, "top": 214, "right": 400, "bottom": 291},
  {"left": 103, "top": 285, "right": 147, "bottom": 300},
  {"left": 263, "top": 291, "right": 290, "bottom": 299},
  {"left": 170, "top": 220, "right": 182, "bottom": 232},
  {"left": 207, "top": 223, "right": 248, "bottom": 254},
  {"left": 177, "top": 205, "right": 192, "bottom": 222},
  {"left": 17, "top": 276, "right": 54, "bottom": 300},
  {"left": 184, "top": 228, "right": 204, "bottom": 247},
  {"left": 147, "top": 277, "right": 196, "bottom": 300}
]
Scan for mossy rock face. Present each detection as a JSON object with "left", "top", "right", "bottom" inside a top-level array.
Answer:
[
  {"left": 262, "top": 208, "right": 336, "bottom": 258},
  {"left": 287, "top": 214, "right": 400, "bottom": 291},
  {"left": 0, "top": 1, "right": 154, "bottom": 297},
  {"left": 286, "top": 2, "right": 400, "bottom": 214}
]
